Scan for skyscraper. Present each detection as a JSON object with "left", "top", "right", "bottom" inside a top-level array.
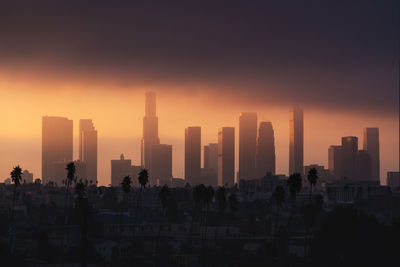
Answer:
[
  {"left": 363, "top": 127, "right": 380, "bottom": 182},
  {"left": 151, "top": 144, "right": 173, "bottom": 186},
  {"left": 342, "top": 136, "right": 358, "bottom": 180},
  {"left": 289, "top": 107, "right": 304, "bottom": 175},
  {"left": 79, "top": 119, "right": 98, "bottom": 183},
  {"left": 141, "top": 91, "right": 160, "bottom": 170},
  {"left": 239, "top": 112, "right": 257, "bottom": 181},
  {"left": 255, "top": 122, "right": 276, "bottom": 177},
  {"left": 356, "top": 150, "right": 372, "bottom": 181},
  {"left": 218, "top": 127, "right": 235, "bottom": 187},
  {"left": 42, "top": 116, "right": 73, "bottom": 185},
  {"left": 204, "top": 143, "right": 218, "bottom": 172},
  {"left": 185, "top": 127, "right": 201, "bottom": 185},
  {"left": 328, "top": 145, "right": 344, "bottom": 179}
]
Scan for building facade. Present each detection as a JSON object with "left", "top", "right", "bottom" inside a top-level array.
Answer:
[
  {"left": 79, "top": 119, "right": 98, "bottom": 183},
  {"left": 218, "top": 127, "right": 235, "bottom": 187},
  {"left": 289, "top": 107, "right": 303, "bottom": 175},
  {"left": 239, "top": 112, "right": 257, "bottom": 181},
  {"left": 255, "top": 121, "right": 275, "bottom": 177}
]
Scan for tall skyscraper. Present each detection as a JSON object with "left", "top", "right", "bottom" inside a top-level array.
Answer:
[
  {"left": 255, "top": 122, "right": 276, "bottom": 177},
  {"left": 79, "top": 119, "right": 98, "bottom": 183},
  {"left": 42, "top": 116, "right": 73, "bottom": 185},
  {"left": 204, "top": 143, "right": 218, "bottom": 171},
  {"left": 356, "top": 150, "right": 372, "bottom": 181},
  {"left": 363, "top": 127, "right": 380, "bottom": 182},
  {"left": 151, "top": 144, "right": 173, "bottom": 186},
  {"left": 239, "top": 112, "right": 257, "bottom": 181},
  {"left": 328, "top": 145, "right": 344, "bottom": 179},
  {"left": 185, "top": 127, "right": 201, "bottom": 185},
  {"left": 218, "top": 127, "right": 235, "bottom": 187},
  {"left": 141, "top": 91, "right": 160, "bottom": 171},
  {"left": 289, "top": 107, "right": 304, "bottom": 175},
  {"left": 342, "top": 136, "right": 358, "bottom": 180}
]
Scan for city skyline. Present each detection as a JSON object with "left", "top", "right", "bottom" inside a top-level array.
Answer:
[{"left": 0, "top": 91, "right": 398, "bottom": 186}]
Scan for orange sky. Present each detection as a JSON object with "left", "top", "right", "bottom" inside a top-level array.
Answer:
[{"left": 0, "top": 75, "right": 398, "bottom": 186}]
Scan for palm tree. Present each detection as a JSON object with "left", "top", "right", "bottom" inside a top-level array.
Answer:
[
  {"left": 75, "top": 181, "right": 89, "bottom": 267},
  {"left": 187, "top": 184, "right": 206, "bottom": 255},
  {"left": 155, "top": 185, "right": 171, "bottom": 259},
  {"left": 272, "top": 185, "right": 285, "bottom": 236},
  {"left": 307, "top": 168, "right": 318, "bottom": 202},
  {"left": 64, "top": 162, "right": 76, "bottom": 225},
  {"left": 121, "top": 175, "right": 132, "bottom": 212},
  {"left": 132, "top": 169, "right": 149, "bottom": 242},
  {"left": 10, "top": 166, "right": 22, "bottom": 226},
  {"left": 9, "top": 165, "right": 22, "bottom": 253}
]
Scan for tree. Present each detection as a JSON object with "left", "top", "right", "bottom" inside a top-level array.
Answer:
[
  {"left": 75, "top": 181, "right": 89, "bottom": 267},
  {"left": 64, "top": 162, "right": 76, "bottom": 224},
  {"left": 287, "top": 173, "right": 302, "bottom": 233},
  {"left": 120, "top": 175, "right": 131, "bottom": 214},
  {"left": 214, "top": 186, "right": 227, "bottom": 249},
  {"left": 155, "top": 185, "right": 171, "bottom": 260},
  {"left": 132, "top": 169, "right": 149, "bottom": 243},
  {"left": 307, "top": 168, "right": 318, "bottom": 202},
  {"left": 228, "top": 193, "right": 238, "bottom": 213},
  {"left": 272, "top": 185, "right": 285, "bottom": 235},
  {"left": 201, "top": 186, "right": 214, "bottom": 266},
  {"left": 10, "top": 166, "right": 22, "bottom": 226}
]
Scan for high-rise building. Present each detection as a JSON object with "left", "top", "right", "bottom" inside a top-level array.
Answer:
[
  {"left": 204, "top": 143, "right": 218, "bottom": 171},
  {"left": 151, "top": 144, "right": 173, "bottom": 186},
  {"left": 289, "top": 107, "right": 304, "bottom": 175},
  {"left": 111, "top": 154, "right": 132, "bottom": 187},
  {"left": 141, "top": 91, "right": 160, "bottom": 171},
  {"left": 239, "top": 112, "right": 257, "bottom": 181},
  {"left": 185, "top": 127, "right": 201, "bottom": 185},
  {"left": 356, "top": 150, "right": 372, "bottom": 181},
  {"left": 342, "top": 136, "right": 358, "bottom": 180},
  {"left": 218, "top": 127, "right": 235, "bottom": 187},
  {"left": 328, "top": 145, "right": 344, "bottom": 179},
  {"left": 363, "top": 128, "right": 380, "bottom": 182},
  {"left": 79, "top": 119, "right": 98, "bottom": 183},
  {"left": 255, "top": 122, "right": 275, "bottom": 177},
  {"left": 203, "top": 143, "right": 218, "bottom": 186},
  {"left": 42, "top": 116, "right": 73, "bottom": 185}
]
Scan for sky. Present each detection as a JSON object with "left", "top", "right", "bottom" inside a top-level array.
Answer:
[{"left": 0, "top": 0, "right": 399, "bottom": 185}]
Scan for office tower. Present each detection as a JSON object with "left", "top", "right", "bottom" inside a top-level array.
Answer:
[
  {"left": 328, "top": 145, "right": 344, "bottom": 179},
  {"left": 79, "top": 119, "right": 98, "bottom": 183},
  {"left": 21, "top": 170, "right": 33, "bottom": 184},
  {"left": 203, "top": 143, "right": 218, "bottom": 186},
  {"left": 42, "top": 116, "right": 73, "bottom": 185},
  {"left": 341, "top": 136, "right": 358, "bottom": 180},
  {"left": 239, "top": 112, "right": 257, "bottom": 181},
  {"left": 151, "top": 144, "right": 173, "bottom": 186},
  {"left": 141, "top": 91, "right": 160, "bottom": 170},
  {"left": 185, "top": 127, "right": 201, "bottom": 185},
  {"left": 363, "top": 128, "right": 380, "bottom": 182},
  {"left": 255, "top": 122, "right": 276, "bottom": 177},
  {"left": 289, "top": 107, "right": 304, "bottom": 175},
  {"left": 218, "top": 127, "right": 235, "bottom": 187},
  {"left": 111, "top": 154, "right": 132, "bottom": 187},
  {"left": 204, "top": 143, "right": 218, "bottom": 171},
  {"left": 356, "top": 150, "right": 372, "bottom": 181}
]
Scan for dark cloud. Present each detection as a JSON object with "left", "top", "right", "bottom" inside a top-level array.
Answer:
[{"left": 0, "top": 0, "right": 398, "bottom": 114}]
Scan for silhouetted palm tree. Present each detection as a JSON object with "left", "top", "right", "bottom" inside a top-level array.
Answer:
[
  {"left": 132, "top": 169, "right": 149, "bottom": 242},
  {"left": 10, "top": 165, "right": 22, "bottom": 226},
  {"left": 307, "top": 168, "right": 318, "bottom": 202},
  {"left": 272, "top": 185, "right": 285, "bottom": 235},
  {"left": 9, "top": 165, "right": 22, "bottom": 253},
  {"left": 75, "top": 181, "right": 89, "bottom": 267},
  {"left": 155, "top": 185, "right": 171, "bottom": 260},
  {"left": 121, "top": 175, "right": 132, "bottom": 212},
  {"left": 64, "top": 162, "right": 76, "bottom": 225},
  {"left": 187, "top": 184, "right": 206, "bottom": 255}
]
